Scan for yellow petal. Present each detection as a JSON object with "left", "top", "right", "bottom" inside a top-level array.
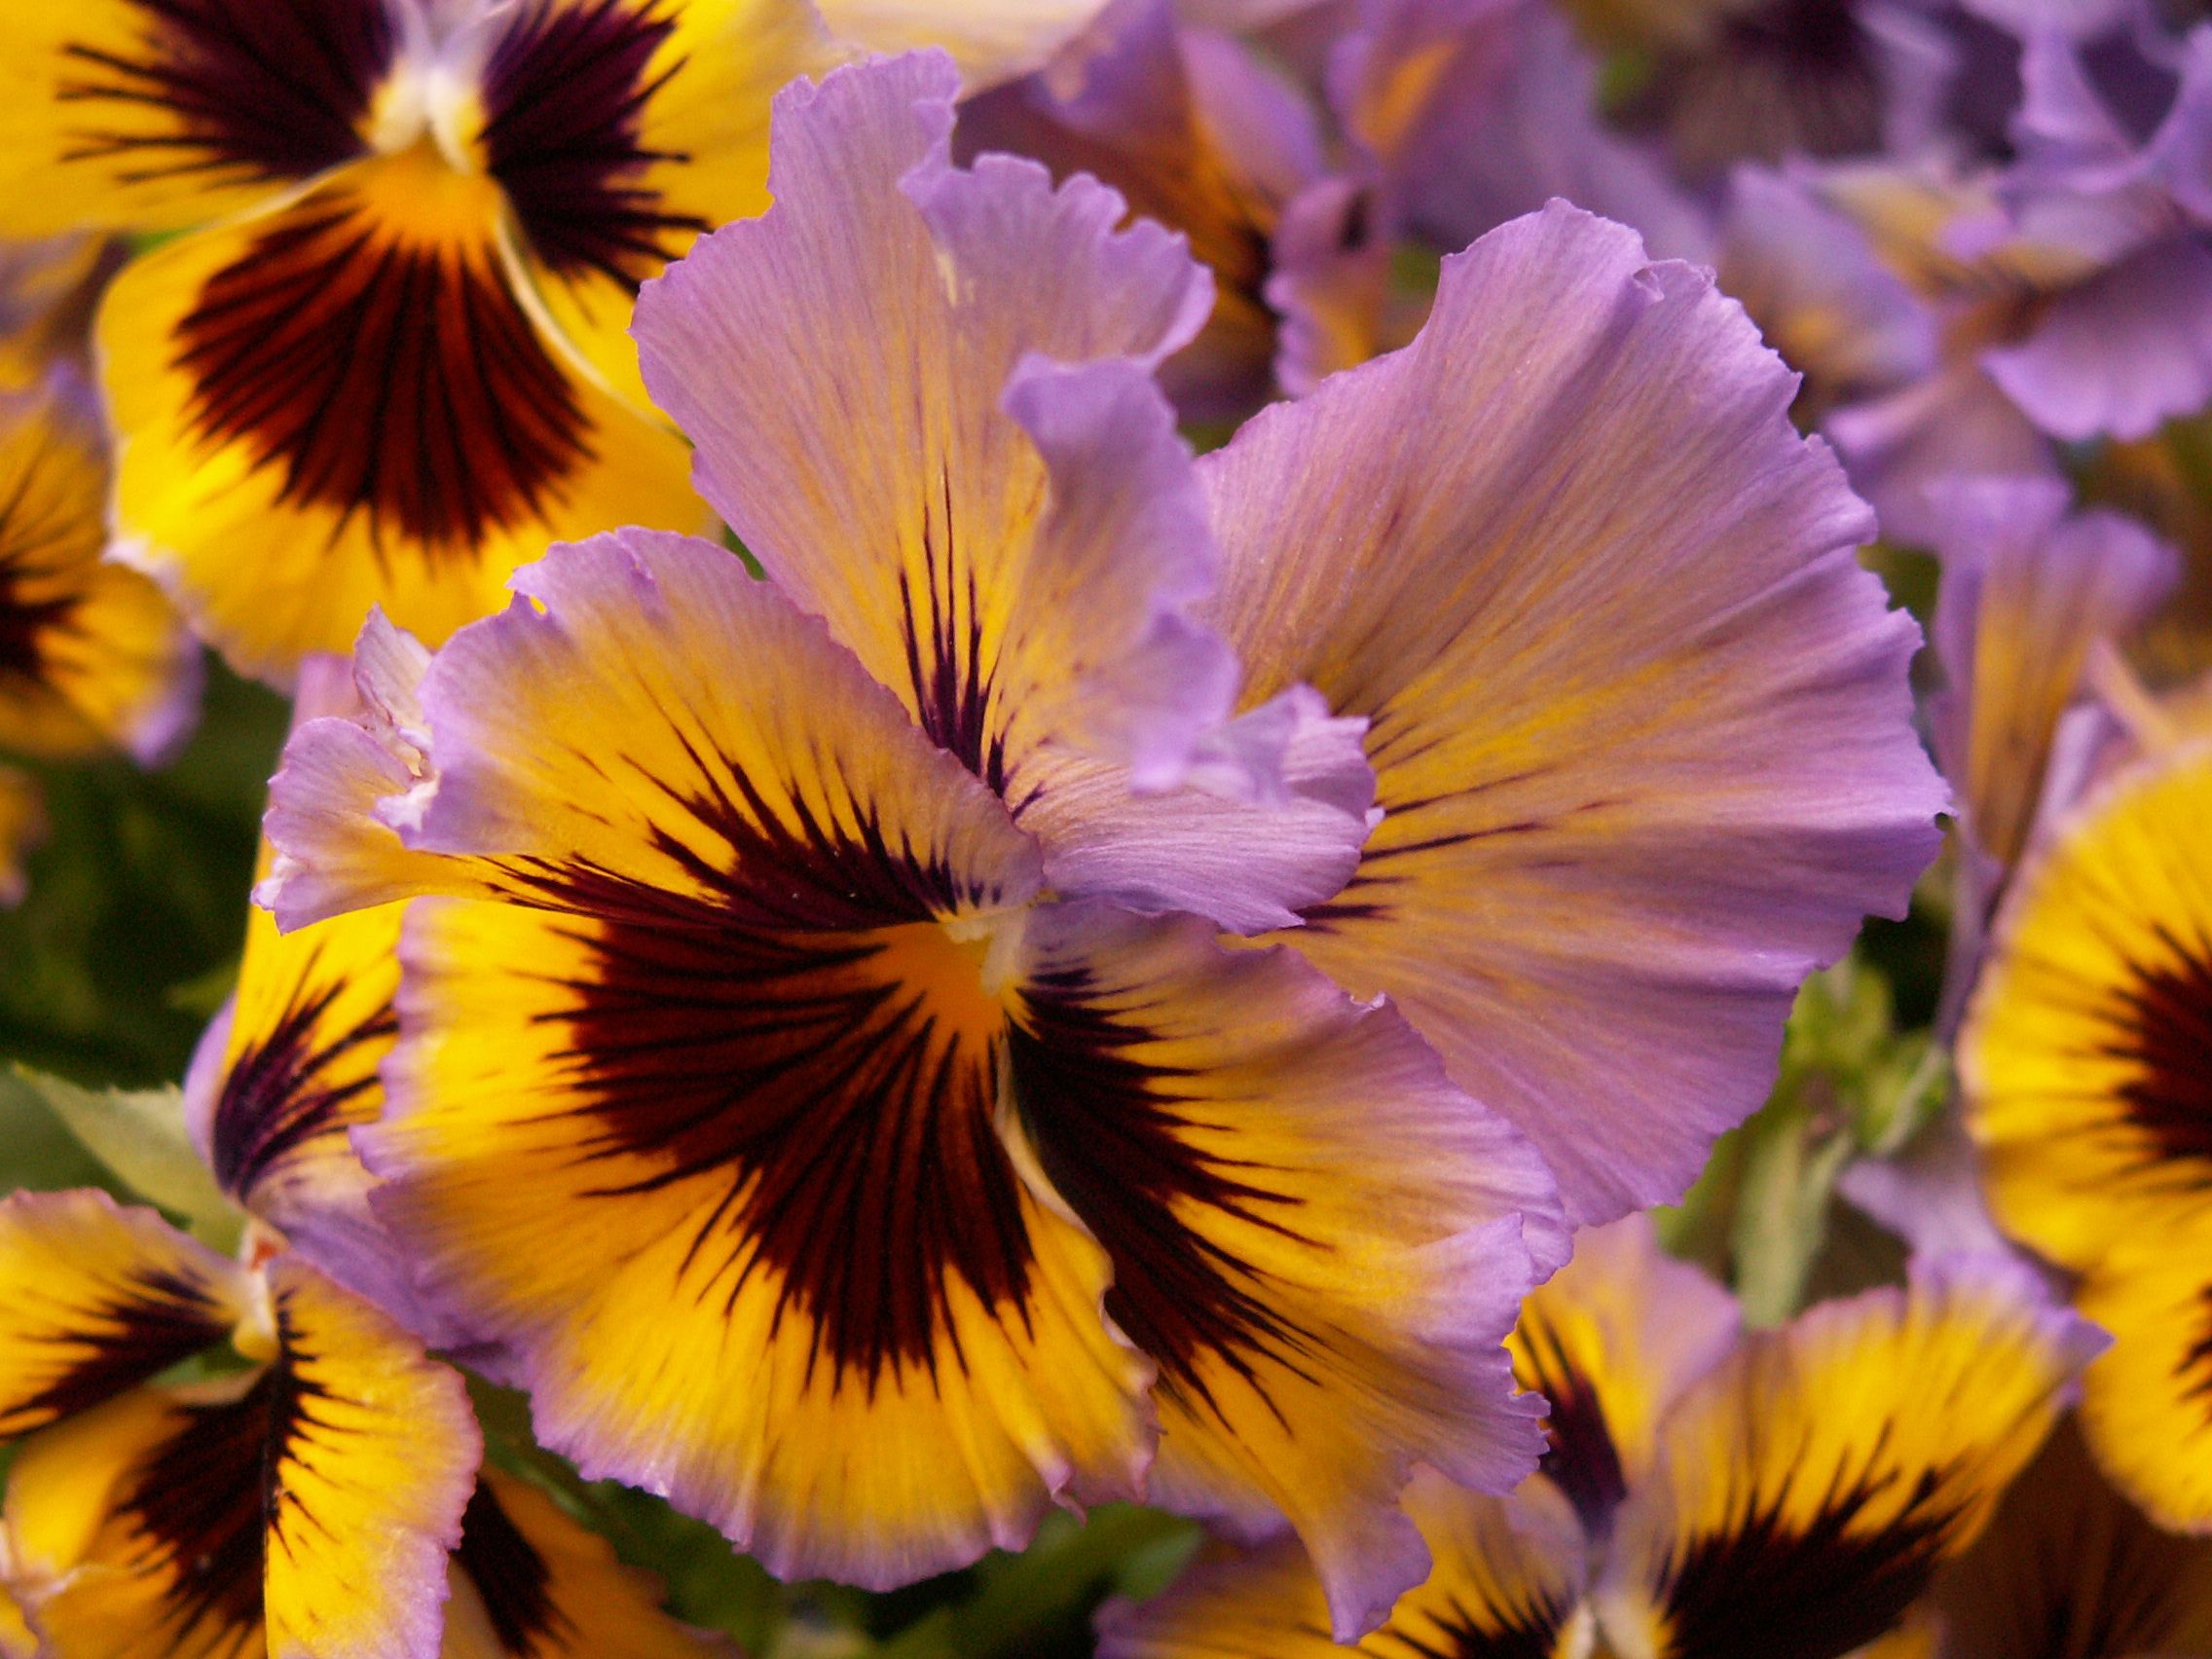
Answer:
[
  {"left": 440, "top": 1470, "right": 727, "bottom": 1659},
  {"left": 1962, "top": 743, "right": 2212, "bottom": 1270},
  {"left": 1100, "top": 1474, "right": 1589, "bottom": 1659},
  {"left": 1509, "top": 1215, "right": 1739, "bottom": 1530},
  {"left": 0, "top": 1190, "right": 246, "bottom": 1439},
  {"left": 0, "top": 389, "right": 199, "bottom": 763},
  {"left": 372, "top": 897, "right": 1153, "bottom": 1591},
  {"left": 1597, "top": 1259, "right": 2099, "bottom": 1659},
  {"left": 258, "top": 1257, "right": 479, "bottom": 1659},
  {"left": 0, "top": 0, "right": 396, "bottom": 236},
  {"left": 490, "top": 0, "right": 839, "bottom": 412},
  {"left": 97, "top": 148, "right": 705, "bottom": 681}
]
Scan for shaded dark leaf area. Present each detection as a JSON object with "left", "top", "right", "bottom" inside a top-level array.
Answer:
[{"left": 1, "top": 658, "right": 279, "bottom": 1082}]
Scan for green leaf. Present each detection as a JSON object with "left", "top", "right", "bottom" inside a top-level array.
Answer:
[
  {"left": 0, "top": 1065, "right": 122, "bottom": 1196},
  {"left": 3, "top": 1065, "right": 240, "bottom": 1249}
]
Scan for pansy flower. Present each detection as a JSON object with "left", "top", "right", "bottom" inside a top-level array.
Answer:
[
  {"left": 0, "top": 1189, "right": 477, "bottom": 1657},
  {"left": 1822, "top": 18, "right": 2212, "bottom": 541},
  {"left": 0, "top": 1190, "right": 735, "bottom": 1659},
  {"left": 261, "top": 49, "right": 1939, "bottom": 1638},
  {"left": 1962, "top": 729, "right": 2212, "bottom": 1534},
  {"left": 1100, "top": 1217, "right": 2102, "bottom": 1659},
  {"left": 0, "top": 387, "right": 199, "bottom": 771},
  {"left": 0, "top": 0, "right": 858, "bottom": 678}
]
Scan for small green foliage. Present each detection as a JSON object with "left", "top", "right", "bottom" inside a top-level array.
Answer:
[{"left": 3, "top": 1064, "right": 241, "bottom": 1250}]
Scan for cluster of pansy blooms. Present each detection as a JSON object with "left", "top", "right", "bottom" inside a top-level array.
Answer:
[{"left": 0, "top": 0, "right": 2208, "bottom": 1657}]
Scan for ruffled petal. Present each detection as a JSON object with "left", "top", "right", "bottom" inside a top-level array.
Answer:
[
  {"left": 0, "top": 0, "right": 395, "bottom": 236},
  {"left": 1012, "top": 685, "right": 1374, "bottom": 935},
  {"left": 635, "top": 54, "right": 1234, "bottom": 798},
  {"left": 1099, "top": 1474, "right": 1587, "bottom": 1659},
  {"left": 1199, "top": 202, "right": 1945, "bottom": 1227},
  {"left": 1008, "top": 902, "right": 1565, "bottom": 1640},
  {"left": 97, "top": 149, "right": 704, "bottom": 680},
  {"left": 1509, "top": 1214, "right": 1739, "bottom": 1535},
  {"left": 0, "top": 388, "right": 201, "bottom": 765},
  {"left": 441, "top": 1469, "right": 727, "bottom": 1659},
  {"left": 1595, "top": 1256, "right": 2103, "bottom": 1659},
  {"left": 0, "top": 1190, "right": 247, "bottom": 1438},
  {"left": 1962, "top": 742, "right": 2212, "bottom": 1268}
]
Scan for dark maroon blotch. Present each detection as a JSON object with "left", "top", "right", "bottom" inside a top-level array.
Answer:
[
  {"left": 479, "top": 0, "right": 708, "bottom": 288},
  {"left": 58, "top": 0, "right": 393, "bottom": 191}
]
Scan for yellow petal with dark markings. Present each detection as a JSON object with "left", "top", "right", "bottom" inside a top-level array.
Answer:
[
  {"left": 1509, "top": 1216, "right": 1738, "bottom": 1535},
  {"left": 0, "top": 390, "right": 199, "bottom": 765},
  {"left": 0, "top": 1190, "right": 246, "bottom": 1439},
  {"left": 1597, "top": 1258, "right": 2100, "bottom": 1659},
  {"left": 374, "top": 897, "right": 1154, "bottom": 1593},
  {"left": 5, "top": 1379, "right": 273, "bottom": 1659},
  {"left": 491, "top": 0, "right": 838, "bottom": 414},
  {"left": 1963, "top": 743, "right": 2212, "bottom": 1271},
  {"left": 1007, "top": 903, "right": 1564, "bottom": 1640},
  {"left": 185, "top": 879, "right": 414, "bottom": 1325},
  {"left": 0, "top": 0, "right": 396, "bottom": 237},
  {"left": 441, "top": 1469, "right": 726, "bottom": 1659},
  {"left": 258, "top": 1257, "right": 479, "bottom": 1659},
  {"left": 3, "top": 1260, "right": 476, "bottom": 1659},
  {"left": 97, "top": 148, "right": 703, "bottom": 680},
  {"left": 2072, "top": 1229, "right": 2212, "bottom": 1536}
]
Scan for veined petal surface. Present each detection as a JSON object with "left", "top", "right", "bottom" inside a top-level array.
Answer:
[
  {"left": 635, "top": 54, "right": 1231, "bottom": 800},
  {"left": 0, "top": 1190, "right": 246, "bottom": 1439},
  {"left": 98, "top": 148, "right": 702, "bottom": 680},
  {"left": 1595, "top": 1256, "right": 2101, "bottom": 1659},
  {"left": 1199, "top": 201, "right": 1945, "bottom": 1227},
  {"left": 182, "top": 882, "right": 424, "bottom": 1334},
  {"left": 0, "top": 0, "right": 396, "bottom": 236},
  {"left": 3, "top": 1259, "right": 475, "bottom": 1659},
  {"left": 1009, "top": 903, "right": 1564, "bottom": 1639},
  {"left": 441, "top": 1469, "right": 727, "bottom": 1659},
  {"left": 484, "top": 0, "right": 839, "bottom": 413},
  {"left": 1509, "top": 1215, "right": 1739, "bottom": 1536}
]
